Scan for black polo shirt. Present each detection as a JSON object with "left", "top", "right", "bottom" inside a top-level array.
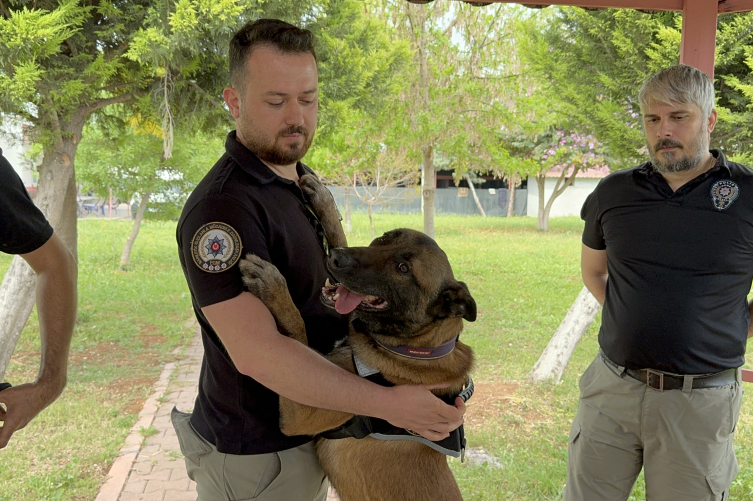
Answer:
[
  {"left": 582, "top": 150, "right": 753, "bottom": 374},
  {"left": 177, "top": 131, "right": 348, "bottom": 455},
  {"left": 0, "top": 149, "right": 52, "bottom": 255}
]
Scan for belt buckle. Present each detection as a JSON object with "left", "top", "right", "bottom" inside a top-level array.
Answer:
[{"left": 646, "top": 369, "right": 664, "bottom": 392}]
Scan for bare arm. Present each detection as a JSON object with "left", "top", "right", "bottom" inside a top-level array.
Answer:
[
  {"left": 202, "top": 292, "right": 464, "bottom": 441},
  {"left": 581, "top": 244, "right": 608, "bottom": 306},
  {"left": 0, "top": 233, "right": 77, "bottom": 448}
]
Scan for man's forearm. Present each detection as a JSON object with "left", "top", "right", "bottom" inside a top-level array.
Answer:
[
  {"left": 34, "top": 251, "right": 77, "bottom": 389},
  {"left": 583, "top": 275, "right": 607, "bottom": 306}
]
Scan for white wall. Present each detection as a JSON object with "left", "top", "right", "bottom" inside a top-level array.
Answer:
[
  {"left": 1, "top": 121, "right": 34, "bottom": 187},
  {"left": 526, "top": 177, "right": 601, "bottom": 218}
]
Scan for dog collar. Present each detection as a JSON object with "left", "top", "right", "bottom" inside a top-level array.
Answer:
[{"left": 373, "top": 335, "right": 459, "bottom": 360}]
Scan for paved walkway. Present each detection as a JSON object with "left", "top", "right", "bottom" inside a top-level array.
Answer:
[{"left": 94, "top": 325, "right": 338, "bottom": 501}]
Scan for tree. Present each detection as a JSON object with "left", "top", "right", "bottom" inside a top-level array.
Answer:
[
  {"left": 76, "top": 112, "right": 221, "bottom": 269},
  {"left": 531, "top": 130, "right": 606, "bottom": 231},
  {"left": 306, "top": 0, "right": 413, "bottom": 233},
  {"left": 0, "top": 0, "right": 311, "bottom": 380}
]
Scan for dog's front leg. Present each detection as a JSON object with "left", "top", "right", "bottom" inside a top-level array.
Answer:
[
  {"left": 299, "top": 174, "right": 347, "bottom": 249},
  {"left": 239, "top": 254, "right": 307, "bottom": 345}
]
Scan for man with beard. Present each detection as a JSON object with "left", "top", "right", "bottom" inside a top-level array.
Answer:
[
  {"left": 174, "top": 19, "right": 465, "bottom": 501},
  {"left": 564, "top": 64, "right": 752, "bottom": 501}
]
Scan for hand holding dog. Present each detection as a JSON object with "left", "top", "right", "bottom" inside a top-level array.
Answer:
[{"left": 380, "top": 384, "right": 466, "bottom": 441}]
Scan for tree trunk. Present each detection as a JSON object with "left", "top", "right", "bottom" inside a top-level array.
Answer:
[
  {"left": 0, "top": 258, "right": 37, "bottom": 380},
  {"left": 527, "top": 286, "right": 601, "bottom": 383},
  {"left": 0, "top": 117, "right": 82, "bottom": 380},
  {"left": 367, "top": 203, "right": 375, "bottom": 241},
  {"left": 344, "top": 185, "right": 352, "bottom": 233},
  {"left": 536, "top": 174, "right": 548, "bottom": 231},
  {"left": 507, "top": 179, "right": 515, "bottom": 217},
  {"left": 415, "top": 6, "right": 435, "bottom": 239},
  {"left": 465, "top": 174, "right": 486, "bottom": 217},
  {"left": 422, "top": 146, "right": 435, "bottom": 239},
  {"left": 120, "top": 190, "right": 152, "bottom": 270}
]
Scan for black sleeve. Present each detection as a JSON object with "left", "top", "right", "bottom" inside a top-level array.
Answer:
[
  {"left": 178, "top": 194, "right": 270, "bottom": 308},
  {"left": 0, "top": 151, "right": 53, "bottom": 254},
  {"left": 580, "top": 185, "right": 606, "bottom": 250}
]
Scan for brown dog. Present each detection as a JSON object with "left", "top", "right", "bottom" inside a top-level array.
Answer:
[{"left": 239, "top": 174, "right": 475, "bottom": 501}]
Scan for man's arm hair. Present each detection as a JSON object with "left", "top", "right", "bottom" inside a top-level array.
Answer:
[
  {"left": 0, "top": 232, "right": 77, "bottom": 448},
  {"left": 202, "top": 292, "right": 464, "bottom": 441},
  {"left": 581, "top": 244, "right": 608, "bottom": 306},
  {"left": 22, "top": 232, "right": 77, "bottom": 390}
]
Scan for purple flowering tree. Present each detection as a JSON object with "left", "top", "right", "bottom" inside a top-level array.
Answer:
[{"left": 531, "top": 130, "right": 607, "bottom": 231}]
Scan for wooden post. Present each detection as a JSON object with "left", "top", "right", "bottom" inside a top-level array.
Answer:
[{"left": 679, "top": 0, "right": 718, "bottom": 78}]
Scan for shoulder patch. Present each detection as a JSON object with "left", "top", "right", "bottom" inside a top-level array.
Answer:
[
  {"left": 710, "top": 180, "right": 739, "bottom": 211},
  {"left": 191, "top": 222, "right": 242, "bottom": 273}
]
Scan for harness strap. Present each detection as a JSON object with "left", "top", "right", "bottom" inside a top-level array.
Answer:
[{"left": 321, "top": 354, "right": 472, "bottom": 461}]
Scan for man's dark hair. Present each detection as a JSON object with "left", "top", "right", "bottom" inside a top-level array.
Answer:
[{"left": 229, "top": 19, "right": 317, "bottom": 91}]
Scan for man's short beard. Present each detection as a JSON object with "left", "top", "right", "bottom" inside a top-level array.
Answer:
[
  {"left": 246, "top": 125, "right": 313, "bottom": 166},
  {"left": 647, "top": 133, "right": 706, "bottom": 174}
]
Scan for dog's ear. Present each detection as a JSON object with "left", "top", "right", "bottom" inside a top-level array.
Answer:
[{"left": 431, "top": 281, "right": 477, "bottom": 322}]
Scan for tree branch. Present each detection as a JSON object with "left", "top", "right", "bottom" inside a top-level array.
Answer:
[{"left": 84, "top": 93, "right": 134, "bottom": 115}]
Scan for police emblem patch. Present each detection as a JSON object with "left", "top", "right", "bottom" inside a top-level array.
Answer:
[
  {"left": 710, "top": 180, "right": 739, "bottom": 211},
  {"left": 191, "top": 222, "right": 242, "bottom": 273}
]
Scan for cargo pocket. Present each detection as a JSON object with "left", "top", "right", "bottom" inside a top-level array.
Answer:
[
  {"left": 568, "top": 420, "right": 582, "bottom": 446},
  {"left": 705, "top": 446, "right": 738, "bottom": 499},
  {"left": 172, "top": 406, "right": 212, "bottom": 466}
]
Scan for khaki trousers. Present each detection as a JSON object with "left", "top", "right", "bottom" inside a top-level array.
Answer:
[
  {"left": 564, "top": 354, "right": 742, "bottom": 501},
  {"left": 172, "top": 407, "right": 328, "bottom": 501}
]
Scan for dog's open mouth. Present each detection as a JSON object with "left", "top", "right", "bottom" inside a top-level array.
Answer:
[{"left": 321, "top": 278, "right": 389, "bottom": 314}]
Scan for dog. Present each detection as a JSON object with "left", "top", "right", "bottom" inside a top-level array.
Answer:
[{"left": 240, "top": 174, "right": 476, "bottom": 501}]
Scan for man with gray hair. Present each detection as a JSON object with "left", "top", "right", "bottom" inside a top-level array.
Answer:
[{"left": 565, "top": 64, "right": 751, "bottom": 500}]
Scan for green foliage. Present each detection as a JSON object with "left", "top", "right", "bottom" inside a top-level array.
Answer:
[
  {"left": 521, "top": 8, "right": 753, "bottom": 170},
  {"left": 76, "top": 108, "right": 222, "bottom": 220}
]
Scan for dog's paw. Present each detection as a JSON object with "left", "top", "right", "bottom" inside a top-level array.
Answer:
[
  {"left": 239, "top": 254, "right": 287, "bottom": 302},
  {"left": 299, "top": 174, "right": 330, "bottom": 208}
]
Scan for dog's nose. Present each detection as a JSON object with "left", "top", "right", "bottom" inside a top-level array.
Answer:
[{"left": 328, "top": 248, "right": 355, "bottom": 270}]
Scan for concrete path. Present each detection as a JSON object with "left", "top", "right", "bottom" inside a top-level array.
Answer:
[{"left": 94, "top": 326, "right": 338, "bottom": 501}]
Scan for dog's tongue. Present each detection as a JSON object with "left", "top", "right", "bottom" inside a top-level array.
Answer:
[{"left": 335, "top": 285, "right": 365, "bottom": 314}]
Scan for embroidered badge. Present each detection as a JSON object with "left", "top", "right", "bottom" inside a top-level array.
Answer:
[
  {"left": 710, "top": 180, "right": 739, "bottom": 211},
  {"left": 191, "top": 222, "right": 242, "bottom": 273}
]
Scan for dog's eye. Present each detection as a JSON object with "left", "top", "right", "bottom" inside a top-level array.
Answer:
[{"left": 397, "top": 263, "right": 410, "bottom": 274}]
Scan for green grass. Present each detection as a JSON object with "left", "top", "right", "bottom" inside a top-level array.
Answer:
[
  {"left": 0, "top": 214, "right": 751, "bottom": 500},
  {"left": 0, "top": 219, "right": 196, "bottom": 501}
]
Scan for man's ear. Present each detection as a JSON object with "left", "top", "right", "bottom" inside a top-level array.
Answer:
[
  {"left": 431, "top": 281, "right": 477, "bottom": 322},
  {"left": 223, "top": 86, "right": 241, "bottom": 119}
]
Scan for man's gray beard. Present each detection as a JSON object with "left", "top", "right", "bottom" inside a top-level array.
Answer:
[
  {"left": 648, "top": 136, "right": 706, "bottom": 174},
  {"left": 649, "top": 148, "right": 705, "bottom": 173}
]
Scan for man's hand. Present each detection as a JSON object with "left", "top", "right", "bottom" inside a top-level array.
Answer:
[
  {"left": 0, "top": 380, "right": 64, "bottom": 448},
  {"left": 379, "top": 384, "right": 466, "bottom": 442}
]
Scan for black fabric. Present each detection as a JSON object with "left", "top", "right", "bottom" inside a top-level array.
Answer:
[
  {"left": 321, "top": 364, "right": 467, "bottom": 457},
  {"left": 582, "top": 150, "right": 753, "bottom": 374},
  {"left": 0, "top": 149, "right": 53, "bottom": 255},
  {"left": 176, "top": 131, "right": 348, "bottom": 455}
]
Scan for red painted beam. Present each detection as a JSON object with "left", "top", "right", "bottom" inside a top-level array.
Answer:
[
  {"left": 465, "top": 0, "right": 684, "bottom": 9},
  {"left": 679, "top": 0, "right": 718, "bottom": 78},
  {"left": 719, "top": 0, "right": 753, "bottom": 13},
  {"left": 743, "top": 368, "right": 753, "bottom": 383},
  {"left": 460, "top": 0, "right": 753, "bottom": 15}
]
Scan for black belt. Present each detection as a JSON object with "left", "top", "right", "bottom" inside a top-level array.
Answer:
[{"left": 601, "top": 353, "right": 739, "bottom": 392}]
